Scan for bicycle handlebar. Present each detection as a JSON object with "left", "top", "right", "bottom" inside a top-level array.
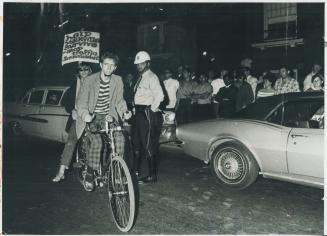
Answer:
[{"left": 85, "top": 119, "right": 125, "bottom": 134}]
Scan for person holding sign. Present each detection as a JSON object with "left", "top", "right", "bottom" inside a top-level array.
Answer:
[
  {"left": 75, "top": 51, "right": 132, "bottom": 191},
  {"left": 53, "top": 62, "right": 92, "bottom": 182}
]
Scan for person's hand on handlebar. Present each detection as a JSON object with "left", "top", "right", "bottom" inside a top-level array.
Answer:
[
  {"left": 84, "top": 113, "right": 95, "bottom": 123},
  {"left": 123, "top": 110, "right": 132, "bottom": 120}
]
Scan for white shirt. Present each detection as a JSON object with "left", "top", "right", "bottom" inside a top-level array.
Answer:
[
  {"left": 211, "top": 78, "right": 225, "bottom": 95},
  {"left": 164, "top": 78, "right": 179, "bottom": 109},
  {"left": 134, "top": 69, "right": 164, "bottom": 112},
  {"left": 303, "top": 72, "right": 315, "bottom": 91},
  {"left": 246, "top": 75, "right": 258, "bottom": 100},
  {"left": 211, "top": 78, "right": 225, "bottom": 103}
]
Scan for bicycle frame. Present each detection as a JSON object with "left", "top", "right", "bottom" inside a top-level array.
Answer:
[{"left": 76, "top": 117, "right": 137, "bottom": 232}]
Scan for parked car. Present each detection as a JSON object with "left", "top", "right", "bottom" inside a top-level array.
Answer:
[
  {"left": 176, "top": 92, "right": 324, "bottom": 190},
  {"left": 4, "top": 86, "right": 177, "bottom": 144},
  {"left": 4, "top": 86, "right": 70, "bottom": 142}
]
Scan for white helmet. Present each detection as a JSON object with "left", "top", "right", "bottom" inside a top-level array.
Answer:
[{"left": 134, "top": 51, "right": 151, "bottom": 64}]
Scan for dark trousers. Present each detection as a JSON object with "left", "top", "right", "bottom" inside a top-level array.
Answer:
[
  {"left": 176, "top": 99, "right": 192, "bottom": 125},
  {"left": 60, "top": 122, "right": 78, "bottom": 167},
  {"left": 132, "top": 105, "right": 162, "bottom": 178},
  {"left": 212, "top": 102, "right": 220, "bottom": 118},
  {"left": 86, "top": 114, "right": 125, "bottom": 171},
  {"left": 193, "top": 103, "right": 212, "bottom": 121}
]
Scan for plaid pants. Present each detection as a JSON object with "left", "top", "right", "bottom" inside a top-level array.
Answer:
[{"left": 85, "top": 115, "right": 125, "bottom": 171}]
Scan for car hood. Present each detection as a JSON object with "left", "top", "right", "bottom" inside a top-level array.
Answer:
[{"left": 176, "top": 118, "right": 280, "bottom": 139}]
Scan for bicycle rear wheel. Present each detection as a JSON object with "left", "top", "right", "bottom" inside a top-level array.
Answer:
[{"left": 107, "top": 155, "right": 136, "bottom": 232}]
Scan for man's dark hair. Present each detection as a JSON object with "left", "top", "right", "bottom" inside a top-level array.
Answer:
[
  {"left": 280, "top": 65, "right": 289, "bottom": 70},
  {"left": 263, "top": 72, "right": 276, "bottom": 85},
  {"left": 76, "top": 62, "right": 92, "bottom": 73},
  {"left": 242, "top": 66, "right": 251, "bottom": 73},
  {"left": 100, "top": 51, "right": 119, "bottom": 65},
  {"left": 311, "top": 73, "right": 324, "bottom": 83},
  {"left": 183, "top": 67, "right": 191, "bottom": 74}
]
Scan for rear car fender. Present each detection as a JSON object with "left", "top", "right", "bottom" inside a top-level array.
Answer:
[{"left": 206, "top": 136, "right": 263, "bottom": 171}]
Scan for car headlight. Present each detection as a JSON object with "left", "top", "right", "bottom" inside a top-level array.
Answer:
[{"left": 163, "top": 111, "right": 176, "bottom": 124}]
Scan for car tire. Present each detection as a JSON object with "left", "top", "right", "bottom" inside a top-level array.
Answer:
[{"left": 210, "top": 141, "right": 259, "bottom": 190}]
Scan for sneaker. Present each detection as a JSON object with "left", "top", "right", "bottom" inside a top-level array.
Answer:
[{"left": 138, "top": 176, "right": 157, "bottom": 184}]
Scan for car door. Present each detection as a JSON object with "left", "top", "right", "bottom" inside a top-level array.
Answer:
[
  {"left": 38, "top": 89, "right": 69, "bottom": 142},
  {"left": 18, "top": 89, "right": 45, "bottom": 136},
  {"left": 284, "top": 98, "right": 324, "bottom": 181}
]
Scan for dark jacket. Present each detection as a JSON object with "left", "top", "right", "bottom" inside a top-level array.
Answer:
[
  {"left": 235, "top": 81, "right": 254, "bottom": 112},
  {"left": 123, "top": 82, "right": 135, "bottom": 111},
  {"left": 62, "top": 76, "right": 79, "bottom": 132},
  {"left": 215, "top": 84, "right": 238, "bottom": 118}
]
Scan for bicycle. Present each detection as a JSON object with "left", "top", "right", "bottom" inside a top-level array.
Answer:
[{"left": 75, "top": 115, "right": 137, "bottom": 232}]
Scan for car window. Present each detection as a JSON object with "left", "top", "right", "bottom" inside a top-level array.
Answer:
[
  {"left": 266, "top": 103, "right": 283, "bottom": 125},
  {"left": 21, "top": 93, "right": 30, "bottom": 104},
  {"left": 60, "top": 89, "right": 70, "bottom": 107},
  {"left": 282, "top": 99, "right": 324, "bottom": 129},
  {"left": 29, "top": 90, "right": 45, "bottom": 104},
  {"left": 232, "top": 95, "right": 282, "bottom": 121},
  {"left": 45, "top": 90, "right": 63, "bottom": 106},
  {"left": 311, "top": 106, "right": 324, "bottom": 129}
]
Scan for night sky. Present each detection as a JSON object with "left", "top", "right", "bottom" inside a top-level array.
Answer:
[{"left": 3, "top": 2, "right": 323, "bottom": 101}]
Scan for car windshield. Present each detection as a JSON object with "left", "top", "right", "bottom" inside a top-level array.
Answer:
[{"left": 231, "top": 95, "right": 282, "bottom": 120}]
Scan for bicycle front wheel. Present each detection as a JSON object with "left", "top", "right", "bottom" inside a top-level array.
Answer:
[{"left": 107, "top": 155, "right": 136, "bottom": 232}]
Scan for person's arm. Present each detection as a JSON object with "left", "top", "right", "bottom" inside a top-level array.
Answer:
[
  {"left": 175, "top": 86, "right": 182, "bottom": 111},
  {"left": 293, "top": 80, "right": 301, "bottom": 92},
  {"left": 303, "top": 75, "right": 311, "bottom": 91},
  {"left": 115, "top": 76, "right": 128, "bottom": 118},
  {"left": 149, "top": 75, "right": 164, "bottom": 112},
  {"left": 214, "top": 89, "right": 224, "bottom": 102},
  {"left": 274, "top": 79, "right": 280, "bottom": 95},
  {"left": 193, "top": 84, "right": 213, "bottom": 99},
  {"left": 76, "top": 77, "right": 91, "bottom": 122}
]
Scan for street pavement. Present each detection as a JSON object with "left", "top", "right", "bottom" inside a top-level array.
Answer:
[{"left": 2, "top": 136, "right": 324, "bottom": 234}]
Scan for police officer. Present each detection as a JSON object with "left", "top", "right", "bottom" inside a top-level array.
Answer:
[{"left": 133, "top": 51, "right": 164, "bottom": 184}]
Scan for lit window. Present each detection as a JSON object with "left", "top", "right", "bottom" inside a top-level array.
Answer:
[{"left": 264, "top": 3, "right": 298, "bottom": 40}]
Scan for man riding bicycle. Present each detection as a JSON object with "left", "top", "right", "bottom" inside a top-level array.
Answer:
[{"left": 76, "top": 51, "right": 132, "bottom": 191}]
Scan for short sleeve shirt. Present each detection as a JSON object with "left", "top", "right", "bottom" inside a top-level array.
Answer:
[{"left": 274, "top": 77, "right": 300, "bottom": 95}]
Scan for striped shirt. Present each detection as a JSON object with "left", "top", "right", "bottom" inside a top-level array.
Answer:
[{"left": 94, "top": 78, "right": 111, "bottom": 114}]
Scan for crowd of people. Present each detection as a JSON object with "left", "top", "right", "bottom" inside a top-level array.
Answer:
[
  {"left": 122, "top": 63, "right": 324, "bottom": 123},
  {"left": 53, "top": 51, "right": 165, "bottom": 188},
  {"left": 53, "top": 50, "right": 324, "bottom": 188}
]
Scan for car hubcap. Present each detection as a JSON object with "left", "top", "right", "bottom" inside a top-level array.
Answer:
[{"left": 217, "top": 149, "right": 245, "bottom": 181}]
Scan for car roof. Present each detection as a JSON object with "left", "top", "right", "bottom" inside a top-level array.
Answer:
[
  {"left": 31, "top": 86, "right": 69, "bottom": 90},
  {"left": 282, "top": 91, "right": 324, "bottom": 101},
  {"left": 233, "top": 92, "right": 324, "bottom": 121}
]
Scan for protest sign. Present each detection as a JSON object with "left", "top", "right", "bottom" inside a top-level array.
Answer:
[{"left": 62, "top": 31, "right": 100, "bottom": 65}]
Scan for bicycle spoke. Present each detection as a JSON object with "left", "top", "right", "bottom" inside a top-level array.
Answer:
[{"left": 107, "top": 156, "right": 136, "bottom": 232}]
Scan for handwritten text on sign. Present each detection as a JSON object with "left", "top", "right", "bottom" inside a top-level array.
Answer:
[{"left": 62, "top": 31, "right": 100, "bottom": 65}]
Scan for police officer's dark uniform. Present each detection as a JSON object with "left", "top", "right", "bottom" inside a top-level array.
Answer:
[{"left": 133, "top": 51, "right": 164, "bottom": 183}]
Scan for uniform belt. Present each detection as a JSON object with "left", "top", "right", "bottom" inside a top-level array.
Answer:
[{"left": 135, "top": 105, "right": 150, "bottom": 111}]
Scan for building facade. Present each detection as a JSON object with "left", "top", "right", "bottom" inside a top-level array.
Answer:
[{"left": 251, "top": 3, "right": 324, "bottom": 88}]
